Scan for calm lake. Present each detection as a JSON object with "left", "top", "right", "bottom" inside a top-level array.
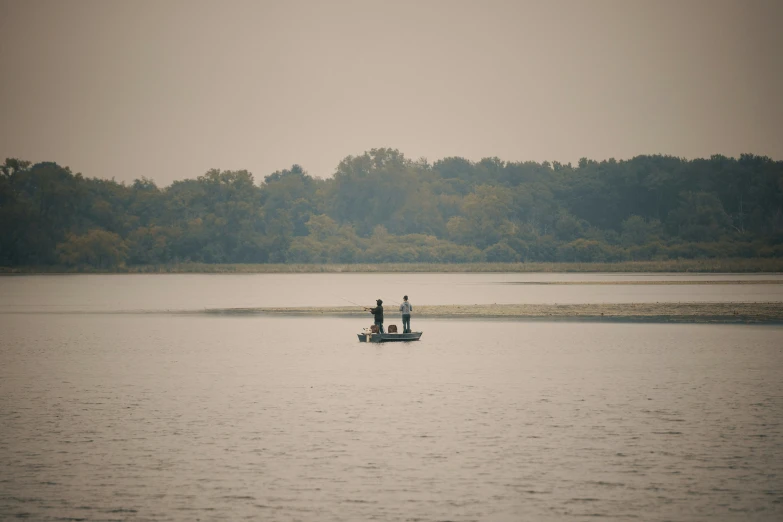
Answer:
[
  {"left": 1, "top": 272, "right": 782, "bottom": 313},
  {"left": 1, "top": 274, "right": 782, "bottom": 521}
]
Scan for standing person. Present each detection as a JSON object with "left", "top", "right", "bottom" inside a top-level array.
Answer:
[
  {"left": 366, "top": 299, "right": 384, "bottom": 333},
  {"left": 400, "top": 295, "right": 413, "bottom": 333}
]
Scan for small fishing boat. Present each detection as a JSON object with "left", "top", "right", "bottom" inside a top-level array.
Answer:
[{"left": 357, "top": 327, "right": 422, "bottom": 343}]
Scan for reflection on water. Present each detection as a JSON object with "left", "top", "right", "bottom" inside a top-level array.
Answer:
[
  {"left": 1, "top": 314, "right": 781, "bottom": 521},
  {"left": 1, "top": 273, "right": 782, "bottom": 313}
]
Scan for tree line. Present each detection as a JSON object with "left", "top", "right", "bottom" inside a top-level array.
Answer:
[{"left": 1, "top": 149, "right": 782, "bottom": 268}]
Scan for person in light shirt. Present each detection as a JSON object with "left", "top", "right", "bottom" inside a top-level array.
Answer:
[{"left": 399, "top": 295, "right": 413, "bottom": 333}]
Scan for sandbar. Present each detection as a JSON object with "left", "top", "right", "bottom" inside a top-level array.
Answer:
[{"left": 205, "top": 302, "right": 783, "bottom": 324}]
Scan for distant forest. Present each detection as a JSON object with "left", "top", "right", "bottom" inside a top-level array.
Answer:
[{"left": 1, "top": 149, "right": 782, "bottom": 268}]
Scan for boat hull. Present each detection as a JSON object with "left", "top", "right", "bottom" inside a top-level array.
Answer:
[{"left": 357, "top": 332, "right": 422, "bottom": 343}]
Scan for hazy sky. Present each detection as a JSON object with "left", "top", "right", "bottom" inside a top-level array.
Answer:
[{"left": 1, "top": 0, "right": 781, "bottom": 185}]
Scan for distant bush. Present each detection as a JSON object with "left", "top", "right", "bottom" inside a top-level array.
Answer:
[{"left": 556, "top": 239, "right": 624, "bottom": 263}]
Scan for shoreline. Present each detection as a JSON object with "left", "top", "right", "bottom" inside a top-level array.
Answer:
[
  {"left": 2, "top": 259, "right": 783, "bottom": 274},
  {"left": 204, "top": 302, "right": 783, "bottom": 324}
]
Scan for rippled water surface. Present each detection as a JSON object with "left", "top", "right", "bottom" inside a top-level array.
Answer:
[{"left": 1, "top": 275, "right": 782, "bottom": 521}]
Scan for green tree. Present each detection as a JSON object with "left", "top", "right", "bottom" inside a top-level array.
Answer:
[
  {"left": 2, "top": 151, "right": 782, "bottom": 268},
  {"left": 484, "top": 242, "right": 519, "bottom": 262},
  {"left": 621, "top": 215, "right": 662, "bottom": 246},
  {"left": 669, "top": 192, "right": 730, "bottom": 241},
  {"left": 447, "top": 185, "right": 514, "bottom": 248},
  {"left": 57, "top": 229, "right": 129, "bottom": 268}
]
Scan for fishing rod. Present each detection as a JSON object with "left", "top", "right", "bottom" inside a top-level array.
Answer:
[
  {"left": 332, "top": 294, "right": 368, "bottom": 309},
  {"left": 333, "top": 294, "right": 399, "bottom": 309}
]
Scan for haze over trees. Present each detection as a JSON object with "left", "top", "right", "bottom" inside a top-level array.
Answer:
[{"left": 1, "top": 149, "right": 781, "bottom": 268}]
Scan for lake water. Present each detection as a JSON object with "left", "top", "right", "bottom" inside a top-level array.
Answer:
[
  {"left": 1, "top": 274, "right": 782, "bottom": 521},
  {"left": 1, "top": 273, "right": 782, "bottom": 313}
]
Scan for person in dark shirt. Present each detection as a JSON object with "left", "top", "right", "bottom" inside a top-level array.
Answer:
[{"left": 366, "top": 299, "right": 384, "bottom": 333}]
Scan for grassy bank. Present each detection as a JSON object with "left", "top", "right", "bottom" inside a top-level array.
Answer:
[
  {"left": 2, "top": 258, "right": 783, "bottom": 274},
  {"left": 203, "top": 302, "right": 783, "bottom": 324}
]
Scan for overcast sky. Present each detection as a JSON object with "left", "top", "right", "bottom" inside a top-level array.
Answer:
[{"left": 1, "top": 0, "right": 781, "bottom": 185}]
